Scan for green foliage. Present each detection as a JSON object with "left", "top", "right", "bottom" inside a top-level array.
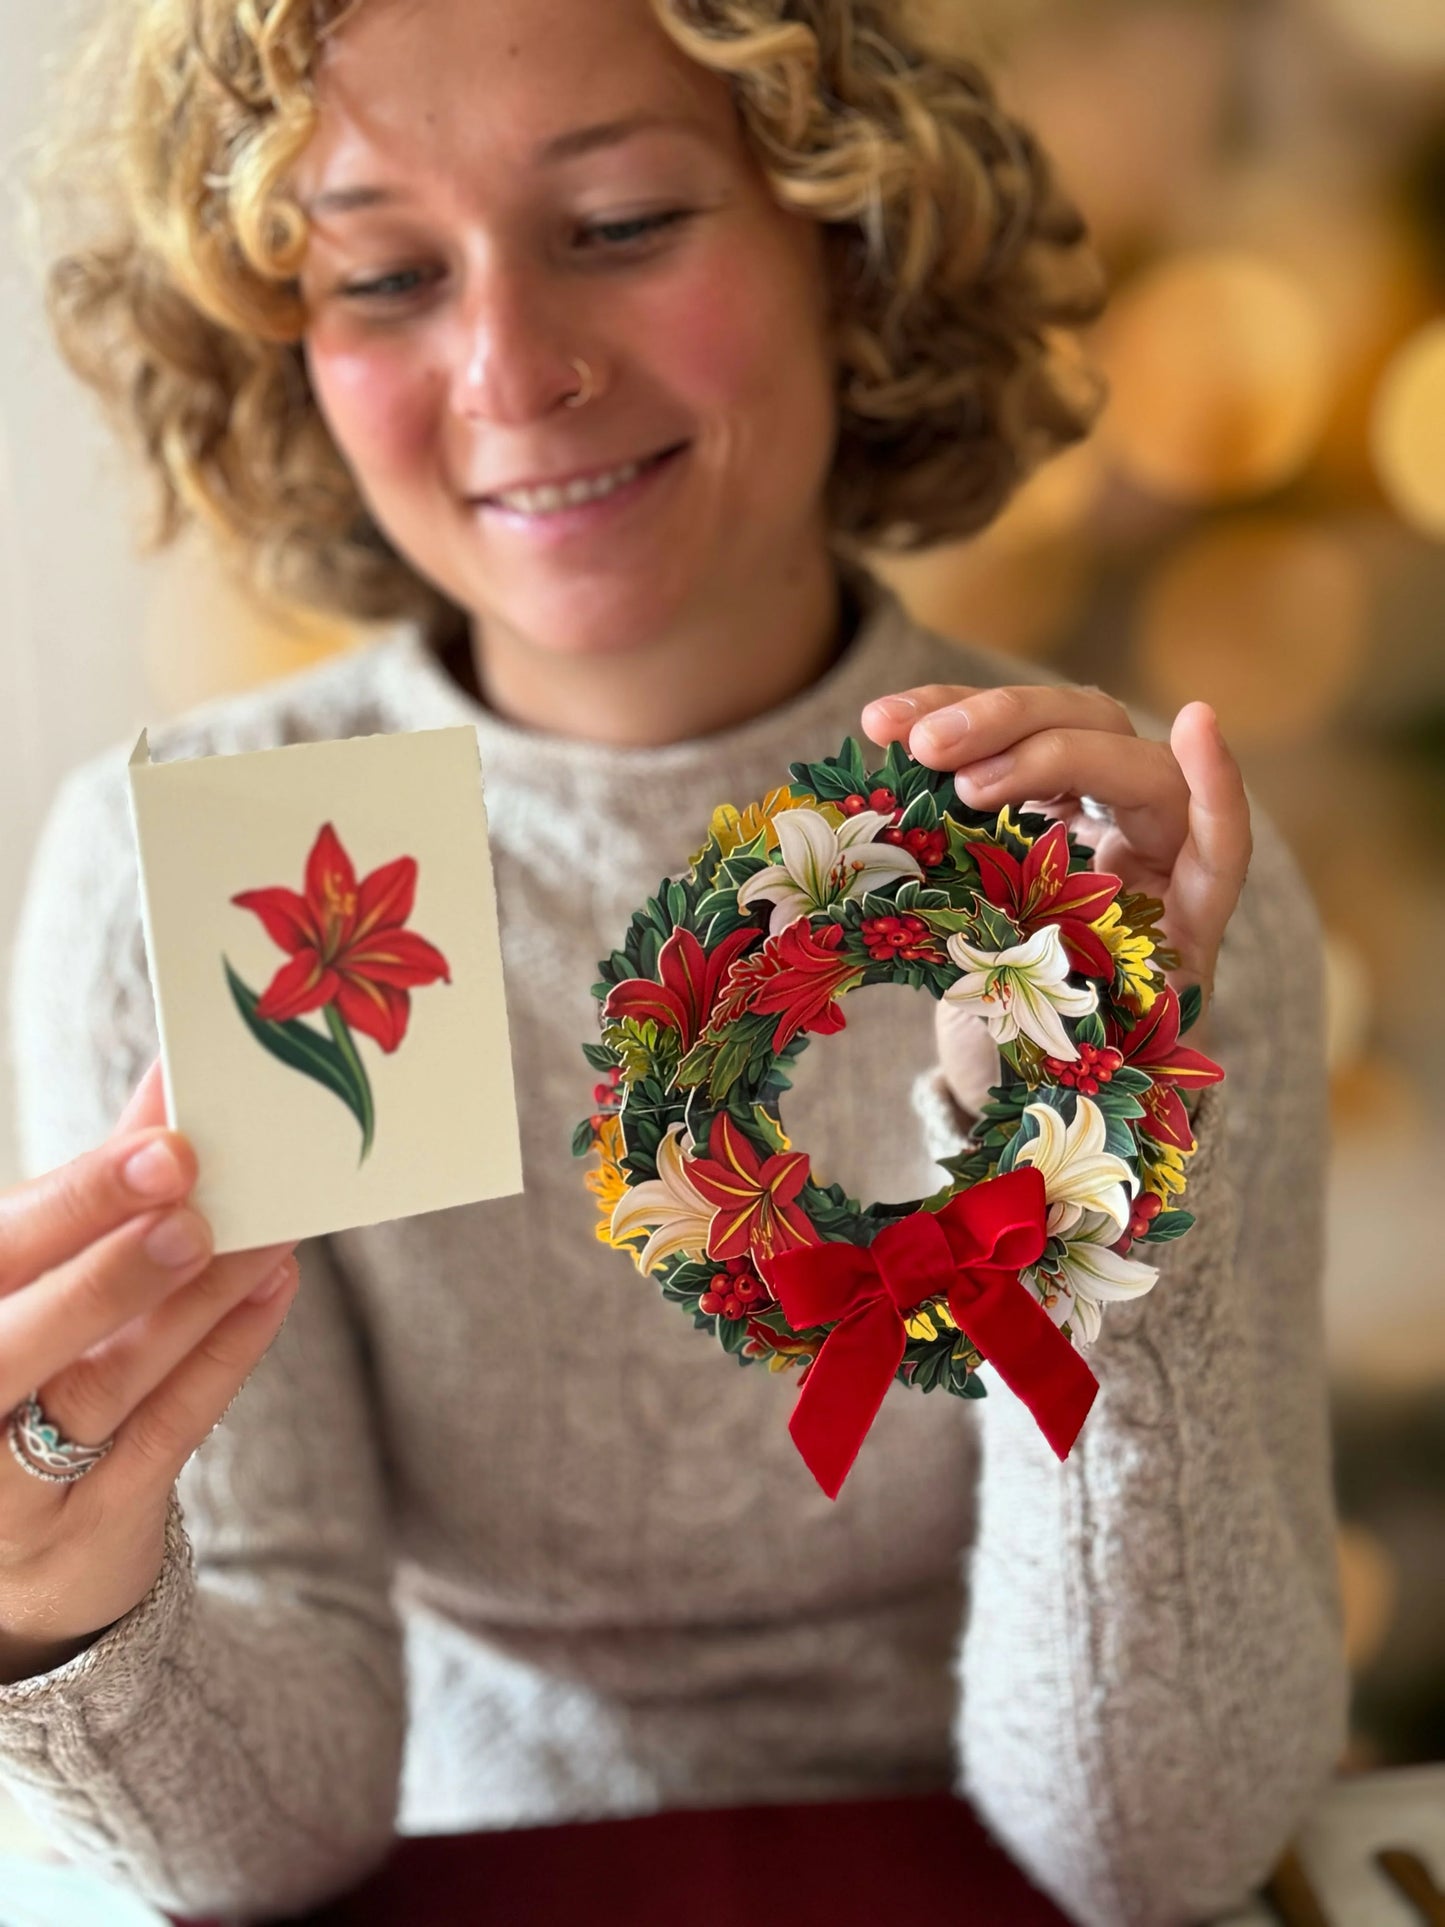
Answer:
[
  {"left": 1137, "top": 1209, "right": 1195, "bottom": 1243},
  {"left": 1177, "top": 982, "right": 1203, "bottom": 1034},
  {"left": 593, "top": 872, "right": 712, "bottom": 994},
  {"left": 571, "top": 1117, "right": 595, "bottom": 1158},
  {"left": 224, "top": 957, "right": 374, "bottom": 1164},
  {"left": 968, "top": 896, "right": 1024, "bottom": 951},
  {"left": 1074, "top": 1009, "right": 1107, "bottom": 1049}
]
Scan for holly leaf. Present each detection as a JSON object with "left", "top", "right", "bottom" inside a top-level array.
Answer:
[
  {"left": 969, "top": 896, "right": 1023, "bottom": 951},
  {"left": 1137, "top": 1209, "right": 1195, "bottom": 1242}
]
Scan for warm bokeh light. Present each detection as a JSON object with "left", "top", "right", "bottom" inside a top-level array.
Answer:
[
  {"left": 875, "top": 531, "right": 1093, "bottom": 662},
  {"left": 1134, "top": 518, "right": 1369, "bottom": 744},
  {"left": 1309, "top": 0, "right": 1445, "bottom": 69},
  {"left": 1370, "top": 320, "right": 1445, "bottom": 542},
  {"left": 991, "top": 4, "right": 1232, "bottom": 253},
  {"left": 1322, "top": 930, "right": 1374, "bottom": 1075},
  {"left": 873, "top": 439, "right": 1103, "bottom": 659},
  {"left": 1092, "top": 250, "right": 1334, "bottom": 505}
]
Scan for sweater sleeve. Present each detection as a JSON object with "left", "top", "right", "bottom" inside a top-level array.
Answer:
[
  {"left": 0, "top": 755, "right": 407, "bottom": 1921},
  {"left": 914, "top": 801, "right": 1349, "bottom": 1927}
]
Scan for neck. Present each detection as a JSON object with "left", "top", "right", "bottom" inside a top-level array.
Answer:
[{"left": 441, "top": 539, "right": 856, "bottom": 748}]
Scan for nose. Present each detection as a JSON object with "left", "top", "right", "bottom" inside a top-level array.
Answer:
[{"left": 450, "top": 261, "right": 585, "bottom": 424}]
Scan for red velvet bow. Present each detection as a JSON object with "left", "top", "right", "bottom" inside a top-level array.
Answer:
[{"left": 758, "top": 1167, "right": 1099, "bottom": 1499}]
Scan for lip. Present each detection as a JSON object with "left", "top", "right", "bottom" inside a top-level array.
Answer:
[
  {"left": 471, "top": 443, "right": 690, "bottom": 546},
  {"left": 473, "top": 442, "right": 686, "bottom": 504}
]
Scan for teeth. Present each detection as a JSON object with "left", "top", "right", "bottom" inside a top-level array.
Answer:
[{"left": 495, "top": 458, "right": 643, "bottom": 515}]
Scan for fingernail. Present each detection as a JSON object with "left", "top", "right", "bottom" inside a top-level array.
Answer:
[
  {"left": 248, "top": 1260, "right": 294, "bottom": 1305},
  {"left": 123, "top": 1139, "right": 183, "bottom": 1198},
  {"left": 144, "top": 1209, "right": 209, "bottom": 1268},
  {"left": 868, "top": 696, "right": 919, "bottom": 723},
  {"left": 915, "top": 719, "right": 967, "bottom": 759}
]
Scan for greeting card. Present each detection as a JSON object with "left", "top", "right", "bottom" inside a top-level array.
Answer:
[{"left": 126, "top": 724, "right": 522, "bottom": 1254}]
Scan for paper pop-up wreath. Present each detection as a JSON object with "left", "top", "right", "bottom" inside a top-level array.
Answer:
[{"left": 575, "top": 735, "right": 1224, "bottom": 1499}]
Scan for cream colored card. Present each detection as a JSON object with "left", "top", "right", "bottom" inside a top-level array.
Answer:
[{"left": 126, "top": 725, "right": 523, "bottom": 1254}]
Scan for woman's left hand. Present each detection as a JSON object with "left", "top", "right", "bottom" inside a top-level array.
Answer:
[{"left": 860, "top": 681, "right": 1252, "bottom": 1073}]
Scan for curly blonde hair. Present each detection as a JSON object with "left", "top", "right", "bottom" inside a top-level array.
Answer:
[{"left": 17, "top": 0, "right": 1110, "bottom": 643}]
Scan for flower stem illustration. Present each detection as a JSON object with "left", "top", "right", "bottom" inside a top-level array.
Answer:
[{"left": 225, "top": 821, "right": 451, "bottom": 1165}]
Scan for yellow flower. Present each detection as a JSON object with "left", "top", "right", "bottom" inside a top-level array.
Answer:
[
  {"left": 904, "top": 1300, "right": 958, "bottom": 1342},
  {"left": 1140, "top": 1133, "right": 1193, "bottom": 1204},
  {"left": 690, "top": 787, "right": 838, "bottom": 868},
  {"left": 584, "top": 1114, "right": 629, "bottom": 1245},
  {"left": 1091, "top": 900, "right": 1159, "bottom": 1014}
]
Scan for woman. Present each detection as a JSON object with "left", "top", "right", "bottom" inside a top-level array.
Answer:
[{"left": 0, "top": 1, "right": 1346, "bottom": 1922}]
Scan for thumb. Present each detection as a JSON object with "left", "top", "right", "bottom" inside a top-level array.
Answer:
[{"left": 110, "top": 1055, "right": 170, "bottom": 1139}]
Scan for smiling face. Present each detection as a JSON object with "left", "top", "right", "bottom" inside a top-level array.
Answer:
[{"left": 292, "top": 0, "right": 842, "bottom": 670}]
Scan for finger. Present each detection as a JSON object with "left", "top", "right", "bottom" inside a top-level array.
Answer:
[
  {"left": 952, "top": 730, "right": 1191, "bottom": 868},
  {"left": 0, "top": 1206, "right": 218, "bottom": 1417},
  {"left": 31, "top": 1240, "right": 299, "bottom": 1454},
  {"left": 907, "top": 684, "right": 1136, "bottom": 767},
  {"left": 102, "top": 1256, "right": 301, "bottom": 1494},
  {"left": 1164, "top": 703, "right": 1253, "bottom": 983},
  {"left": 861, "top": 684, "right": 983, "bottom": 746},
  {"left": 0, "top": 1124, "right": 200, "bottom": 1301},
  {"left": 111, "top": 1057, "right": 169, "bottom": 1139}
]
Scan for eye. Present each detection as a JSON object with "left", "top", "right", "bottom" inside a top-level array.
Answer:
[
  {"left": 338, "top": 211, "right": 693, "bottom": 305},
  {"left": 578, "top": 209, "right": 692, "bottom": 250},
  {"left": 340, "top": 268, "right": 433, "bottom": 304}
]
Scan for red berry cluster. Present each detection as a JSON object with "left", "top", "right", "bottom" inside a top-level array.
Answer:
[
  {"left": 839, "top": 787, "right": 902, "bottom": 819},
  {"left": 840, "top": 792, "right": 945, "bottom": 867},
  {"left": 884, "top": 824, "right": 947, "bottom": 867},
  {"left": 1040, "top": 1041, "right": 1124, "bottom": 1094},
  {"left": 588, "top": 1065, "right": 624, "bottom": 1133},
  {"left": 1111, "top": 1190, "right": 1162, "bottom": 1254},
  {"left": 699, "top": 1254, "right": 772, "bottom": 1321},
  {"left": 860, "top": 912, "right": 943, "bottom": 963}
]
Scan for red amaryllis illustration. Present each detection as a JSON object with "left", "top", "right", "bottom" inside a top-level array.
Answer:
[
  {"left": 225, "top": 822, "right": 451, "bottom": 1163},
  {"left": 972, "top": 819, "right": 1123, "bottom": 980},
  {"left": 1104, "top": 983, "right": 1225, "bottom": 1151},
  {"left": 602, "top": 925, "right": 758, "bottom": 1050},
  {"left": 685, "top": 1112, "right": 820, "bottom": 1263},
  {"left": 710, "top": 919, "right": 865, "bottom": 1054}
]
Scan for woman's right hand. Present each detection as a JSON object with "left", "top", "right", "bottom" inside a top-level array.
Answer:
[{"left": 0, "top": 1056, "right": 300, "bottom": 1683}]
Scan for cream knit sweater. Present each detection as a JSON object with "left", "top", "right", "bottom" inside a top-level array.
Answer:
[{"left": 0, "top": 561, "right": 1347, "bottom": 1925}]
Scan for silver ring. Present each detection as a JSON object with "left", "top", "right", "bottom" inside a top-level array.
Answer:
[
  {"left": 6, "top": 1394, "right": 115, "bottom": 1485},
  {"left": 1078, "top": 794, "right": 1116, "bottom": 826},
  {"left": 564, "top": 356, "right": 594, "bottom": 409}
]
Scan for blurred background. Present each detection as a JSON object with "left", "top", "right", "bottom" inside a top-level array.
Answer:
[{"left": 1, "top": 0, "right": 1442, "bottom": 1845}]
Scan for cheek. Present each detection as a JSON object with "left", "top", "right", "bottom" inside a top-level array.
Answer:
[
  {"left": 647, "top": 235, "right": 828, "bottom": 422},
  {"left": 306, "top": 338, "right": 434, "bottom": 478}
]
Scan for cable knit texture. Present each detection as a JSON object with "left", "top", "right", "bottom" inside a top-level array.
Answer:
[{"left": 0, "top": 559, "right": 1346, "bottom": 1925}]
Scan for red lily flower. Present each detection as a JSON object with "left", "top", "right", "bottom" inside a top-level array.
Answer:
[
  {"left": 972, "top": 820, "right": 1122, "bottom": 978},
  {"left": 602, "top": 925, "right": 759, "bottom": 1050},
  {"left": 1105, "top": 984, "right": 1225, "bottom": 1150},
  {"left": 710, "top": 920, "right": 865, "bottom": 1053},
  {"left": 232, "top": 822, "right": 450, "bottom": 1054},
  {"left": 686, "top": 1112, "right": 820, "bottom": 1263}
]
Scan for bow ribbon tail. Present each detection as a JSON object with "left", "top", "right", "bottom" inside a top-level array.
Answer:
[
  {"left": 785, "top": 1296, "right": 907, "bottom": 1501},
  {"left": 948, "top": 1270, "right": 1098, "bottom": 1459}
]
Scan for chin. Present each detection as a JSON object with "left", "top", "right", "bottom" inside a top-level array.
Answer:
[{"left": 472, "top": 567, "right": 702, "bottom": 658}]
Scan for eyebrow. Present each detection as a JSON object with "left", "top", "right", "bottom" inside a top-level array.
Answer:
[{"left": 303, "top": 111, "right": 708, "bottom": 216}]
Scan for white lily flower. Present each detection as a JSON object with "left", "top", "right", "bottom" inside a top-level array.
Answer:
[
  {"left": 736, "top": 806, "right": 923, "bottom": 935},
  {"left": 608, "top": 1123, "right": 716, "bottom": 1274},
  {"left": 942, "top": 923, "right": 1098, "bottom": 1060},
  {"left": 1011, "top": 1096, "right": 1137, "bottom": 1238},
  {"left": 1028, "top": 1209, "right": 1159, "bottom": 1347}
]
